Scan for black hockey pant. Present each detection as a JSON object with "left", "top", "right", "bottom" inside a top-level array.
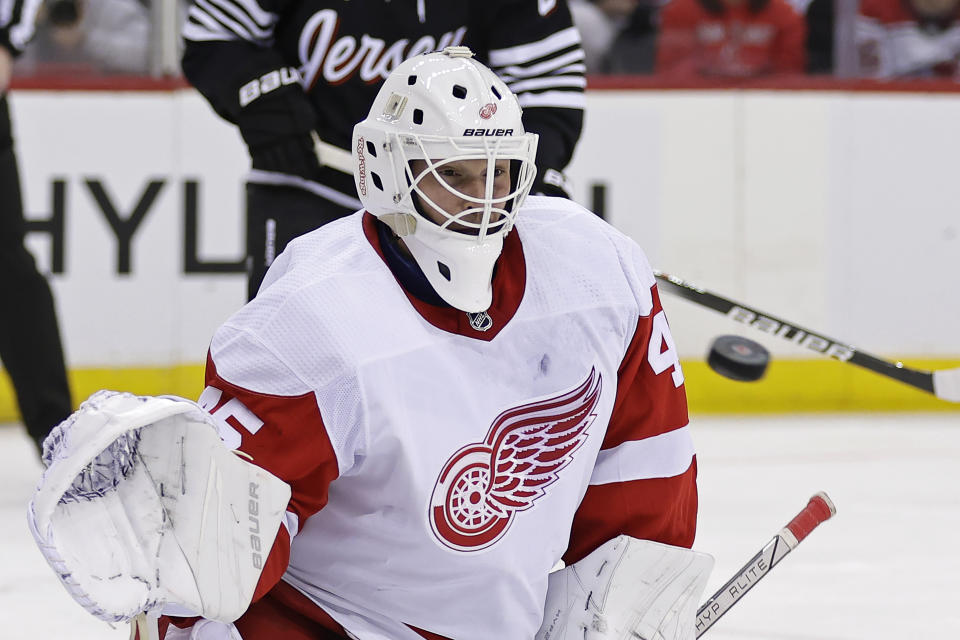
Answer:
[
  {"left": 0, "top": 95, "right": 72, "bottom": 451},
  {"left": 245, "top": 182, "right": 355, "bottom": 301}
]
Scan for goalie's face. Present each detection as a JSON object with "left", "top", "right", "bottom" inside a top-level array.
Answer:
[{"left": 409, "top": 158, "right": 513, "bottom": 236}]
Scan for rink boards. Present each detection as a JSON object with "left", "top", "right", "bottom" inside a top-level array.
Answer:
[{"left": 1, "top": 87, "right": 958, "bottom": 415}]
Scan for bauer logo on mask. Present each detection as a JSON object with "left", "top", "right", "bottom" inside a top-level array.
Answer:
[{"left": 351, "top": 47, "right": 539, "bottom": 314}]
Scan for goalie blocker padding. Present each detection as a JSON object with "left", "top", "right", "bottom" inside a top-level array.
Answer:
[
  {"left": 536, "top": 535, "right": 714, "bottom": 640},
  {"left": 27, "top": 391, "right": 292, "bottom": 624}
]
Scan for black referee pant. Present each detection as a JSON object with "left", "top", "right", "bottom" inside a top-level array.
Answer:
[{"left": 0, "top": 94, "right": 71, "bottom": 452}]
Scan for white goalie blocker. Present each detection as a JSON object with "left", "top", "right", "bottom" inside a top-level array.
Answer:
[
  {"left": 537, "top": 536, "right": 715, "bottom": 640},
  {"left": 26, "top": 390, "right": 292, "bottom": 626}
]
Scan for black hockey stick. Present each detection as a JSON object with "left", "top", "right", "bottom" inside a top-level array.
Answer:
[
  {"left": 654, "top": 271, "right": 960, "bottom": 402},
  {"left": 696, "top": 492, "right": 836, "bottom": 637}
]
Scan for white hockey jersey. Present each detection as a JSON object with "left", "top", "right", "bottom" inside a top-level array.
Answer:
[
  {"left": 197, "top": 196, "right": 697, "bottom": 640},
  {"left": 855, "top": 0, "right": 960, "bottom": 78}
]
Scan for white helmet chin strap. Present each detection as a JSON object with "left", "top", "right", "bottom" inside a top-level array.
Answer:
[{"left": 388, "top": 213, "right": 504, "bottom": 313}]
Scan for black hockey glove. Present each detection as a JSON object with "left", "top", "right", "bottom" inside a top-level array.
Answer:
[
  {"left": 233, "top": 68, "right": 326, "bottom": 182},
  {"left": 533, "top": 168, "right": 573, "bottom": 199},
  {"left": 249, "top": 132, "right": 324, "bottom": 182}
]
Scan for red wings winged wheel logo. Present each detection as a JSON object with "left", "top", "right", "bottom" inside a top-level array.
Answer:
[{"left": 429, "top": 368, "right": 602, "bottom": 551}]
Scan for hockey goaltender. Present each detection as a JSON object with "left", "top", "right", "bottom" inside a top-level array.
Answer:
[{"left": 27, "top": 49, "right": 710, "bottom": 640}]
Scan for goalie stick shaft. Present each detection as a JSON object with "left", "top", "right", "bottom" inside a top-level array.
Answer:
[
  {"left": 695, "top": 492, "right": 836, "bottom": 638},
  {"left": 654, "top": 271, "right": 960, "bottom": 402}
]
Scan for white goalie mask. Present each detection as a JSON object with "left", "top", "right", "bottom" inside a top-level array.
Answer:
[{"left": 352, "top": 46, "right": 539, "bottom": 312}]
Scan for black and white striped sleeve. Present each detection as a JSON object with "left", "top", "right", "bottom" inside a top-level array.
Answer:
[
  {"left": 478, "top": 0, "right": 586, "bottom": 194},
  {"left": 181, "top": 0, "right": 318, "bottom": 178},
  {"left": 0, "top": 0, "right": 43, "bottom": 56},
  {"left": 182, "top": 0, "right": 282, "bottom": 45},
  {"left": 487, "top": 23, "right": 587, "bottom": 112}
]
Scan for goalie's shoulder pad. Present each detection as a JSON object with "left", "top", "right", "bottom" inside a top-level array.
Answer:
[{"left": 537, "top": 536, "right": 714, "bottom": 640}]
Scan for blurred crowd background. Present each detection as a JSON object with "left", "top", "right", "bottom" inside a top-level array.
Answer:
[{"left": 11, "top": 0, "right": 960, "bottom": 82}]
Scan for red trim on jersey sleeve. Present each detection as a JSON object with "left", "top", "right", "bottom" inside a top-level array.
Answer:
[
  {"left": 563, "top": 462, "right": 698, "bottom": 565},
  {"left": 564, "top": 283, "right": 697, "bottom": 564},
  {"left": 605, "top": 284, "right": 690, "bottom": 448},
  {"left": 204, "top": 352, "right": 341, "bottom": 602},
  {"left": 361, "top": 212, "right": 526, "bottom": 341}
]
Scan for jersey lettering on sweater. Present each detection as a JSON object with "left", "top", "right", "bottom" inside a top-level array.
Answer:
[
  {"left": 180, "top": 0, "right": 585, "bottom": 198},
  {"left": 199, "top": 197, "right": 697, "bottom": 640}
]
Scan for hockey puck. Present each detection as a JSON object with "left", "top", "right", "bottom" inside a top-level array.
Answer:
[{"left": 707, "top": 335, "right": 770, "bottom": 382}]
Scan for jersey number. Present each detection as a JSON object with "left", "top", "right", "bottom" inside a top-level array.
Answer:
[
  {"left": 198, "top": 386, "right": 264, "bottom": 449},
  {"left": 648, "top": 311, "right": 684, "bottom": 388}
]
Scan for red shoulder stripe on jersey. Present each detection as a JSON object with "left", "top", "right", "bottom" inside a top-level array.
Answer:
[
  {"left": 204, "top": 352, "right": 341, "bottom": 601},
  {"left": 205, "top": 352, "right": 340, "bottom": 488},
  {"left": 563, "top": 458, "right": 698, "bottom": 565},
  {"left": 603, "top": 283, "right": 690, "bottom": 450},
  {"left": 361, "top": 212, "right": 526, "bottom": 341}
]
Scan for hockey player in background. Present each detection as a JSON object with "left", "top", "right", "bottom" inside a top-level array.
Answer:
[
  {"left": 29, "top": 49, "right": 712, "bottom": 640},
  {"left": 180, "top": 0, "right": 587, "bottom": 301},
  {"left": 0, "top": 1, "right": 73, "bottom": 453}
]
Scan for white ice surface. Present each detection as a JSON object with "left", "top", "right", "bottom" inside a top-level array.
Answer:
[{"left": 1, "top": 412, "right": 958, "bottom": 639}]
